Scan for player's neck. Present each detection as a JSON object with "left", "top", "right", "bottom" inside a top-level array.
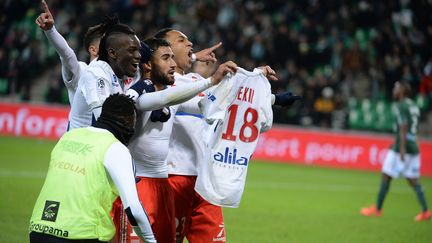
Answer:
[
  {"left": 154, "top": 82, "right": 165, "bottom": 91},
  {"left": 175, "top": 66, "right": 185, "bottom": 75}
]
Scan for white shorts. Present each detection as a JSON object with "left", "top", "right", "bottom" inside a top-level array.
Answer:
[{"left": 382, "top": 150, "right": 421, "bottom": 178}]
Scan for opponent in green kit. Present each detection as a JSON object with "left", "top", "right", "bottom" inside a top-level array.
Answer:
[{"left": 361, "top": 81, "right": 431, "bottom": 222}]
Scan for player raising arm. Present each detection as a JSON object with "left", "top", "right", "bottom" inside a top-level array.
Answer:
[
  {"left": 35, "top": 0, "right": 102, "bottom": 104},
  {"left": 113, "top": 37, "right": 238, "bottom": 243},
  {"left": 68, "top": 15, "right": 142, "bottom": 129},
  {"left": 156, "top": 28, "right": 301, "bottom": 243}
]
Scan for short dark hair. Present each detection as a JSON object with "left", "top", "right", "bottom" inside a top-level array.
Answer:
[
  {"left": 140, "top": 41, "right": 153, "bottom": 63},
  {"left": 143, "top": 38, "right": 171, "bottom": 60},
  {"left": 83, "top": 24, "right": 102, "bottom": 52},
  {"left": 154, "top": 28, "right": 174, "bottom": 39},
  {"left": 98, "top": 15, "right": 136, "bottom": 62}
]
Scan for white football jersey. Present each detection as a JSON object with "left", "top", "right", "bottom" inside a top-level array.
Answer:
[
  {"left": 166, "top": 72, "right": 208, "bottom": 175},
  {"left": 195, "top": 68, "right": 273, "bottom": 208},
  {"left": 129, "top": 89, "right": 202, "bottom": 178},
  {"left": 68, "top": 60, "right": 124, "bottom": 129},
  {"left": 62, "top": 61, "right": 88, "bottom": 105},
  {"left": 128, "top": 105, "right": 177, "bottom": 178}
]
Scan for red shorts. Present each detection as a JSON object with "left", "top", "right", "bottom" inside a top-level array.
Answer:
[
  {"left": 168, "top": 175, "right": 226, "bottom": 243},
  {"left": 112, "top": 177, "right": 176, "bottom": 243}
]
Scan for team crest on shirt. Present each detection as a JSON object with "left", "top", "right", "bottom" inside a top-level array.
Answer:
[
  {"left": 41, "top": 200, "right": 60, "bottom": 222},
  {"left": 98, "top": 78, "right": 105, "bottom": 89},
  {"left": 143, "top": 79, "right": 153, "bottom": 86},
  {"left": 206, "top": 91, "right": 216, "bottom": 102}
]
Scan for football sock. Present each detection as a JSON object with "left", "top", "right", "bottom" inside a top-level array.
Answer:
[
  {"left": 376, "top": 179, "right": 390, "bottom": 210},
  {"left": 413, "top": 183, "right": 429, "bottom": 212}
]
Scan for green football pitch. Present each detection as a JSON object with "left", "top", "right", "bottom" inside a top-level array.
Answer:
[{"left": 1, "top": 136, "right": 431, "bottom": 243}]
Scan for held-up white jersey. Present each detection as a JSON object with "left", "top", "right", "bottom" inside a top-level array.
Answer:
[
  {"left": 166, "top": 72, "right": 208, "bottom": 176},
  {"left": 68, "top": 60, "right": 125, "bottom": 129},
  {"left": 195, "top": 68, "right": 273, "bottom": 208}
]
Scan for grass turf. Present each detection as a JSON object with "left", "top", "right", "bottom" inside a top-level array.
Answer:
[{"left": 0, "top": 136, "right": 431, "bottom": 243}]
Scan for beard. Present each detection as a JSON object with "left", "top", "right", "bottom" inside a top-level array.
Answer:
[{"left": 152, "top": 67, "right": 174, "bottom": 86}]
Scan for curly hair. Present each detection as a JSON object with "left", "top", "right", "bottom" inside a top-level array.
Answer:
[{"left": 101, "top": 93, "right": 136, "bottom": 120}]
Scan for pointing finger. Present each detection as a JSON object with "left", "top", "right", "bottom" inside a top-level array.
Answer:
[
  {"left": 208, "top": 42, "right": 222, "bottom": 52},
  {"left": 41, "top": 0, "right": 51, "bottom": 15}
]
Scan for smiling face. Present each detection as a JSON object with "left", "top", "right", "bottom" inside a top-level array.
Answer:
[
  {"left": 150, "top": 46, "right": 177, "bottom": 87},
  {"left": 109, "top": 34, "right": 141, "bottom": 77},
  {"left": 162, "top": 30, "right": 193, "bottom": 73}
]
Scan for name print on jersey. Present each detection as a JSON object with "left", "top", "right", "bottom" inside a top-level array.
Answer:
[
  {"left": 236, "top": 86, "right": 255, "bottom": 104},
  {"left": 213, "top": 147, "right": 249, "bottom": 166}
]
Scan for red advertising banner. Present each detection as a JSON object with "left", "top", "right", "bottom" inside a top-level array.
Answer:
[
  {"left": 0, "top": 102, "right": 69, "bottom": 140},
  {"left": 254, "top": 126, "right": 432, "bottom": 177},
  {"left": 1, "top": 102, "right": 431, "bottom": 176}
]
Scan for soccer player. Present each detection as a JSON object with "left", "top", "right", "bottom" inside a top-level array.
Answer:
[
  {"left": 156, "top": 28, "right": 300, "bottom": 243},
  {"left": 68, "top": 15, "right": 142, "bottom": 129},
  {"left": 29, "top": 93, "right": 156, "bottom": 243},
  {"left": 113, "top": 37, "right": 238, "bottom": 243},
  {"left": 35, "top": 0, "right": 102, "bottom": 104},
  {"left": 154, "top": 28, "right": 228, "bottom": 242},
  {"left": 360, "top": 81, "right": 431, "bottom": 222}
]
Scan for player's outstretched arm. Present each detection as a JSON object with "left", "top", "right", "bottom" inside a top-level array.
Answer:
[
  {"left": 36, "top": 0, "right": 80, "bottom": 86},
  {"left": 194, "top": 42, "right": 222, "bottom": 64},
  {"left": 134, "top": 79, "right": 213, "bottom": 111},
  {"left": 104, "top": 143, "right": 156, "bottom": 243},
  {"left": 132, "top": 61, "right": 237, "bottom": 111}
]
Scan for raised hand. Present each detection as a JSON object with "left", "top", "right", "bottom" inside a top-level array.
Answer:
[
  {"left": 211, "top": 61, "right": 238, "bottom": 85},
  {"left": 195, "top": 42, "right": 222, "bottom": 64},
  {"left": 35, "top": 0, "right": 54, "bottom": 31},
  {"left": 257, "top": 65, "right": 278, "bottom": 81}
]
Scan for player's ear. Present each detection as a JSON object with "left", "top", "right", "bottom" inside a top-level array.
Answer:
[
  {"left": 108, "top": 48, "right": 116, "bottom": 59},
  {"left": 89, "top": 45, "right": 99, "bottom": 58},
  {"left": 143, "top": 62, "right": 152, "bottom": 72}
]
